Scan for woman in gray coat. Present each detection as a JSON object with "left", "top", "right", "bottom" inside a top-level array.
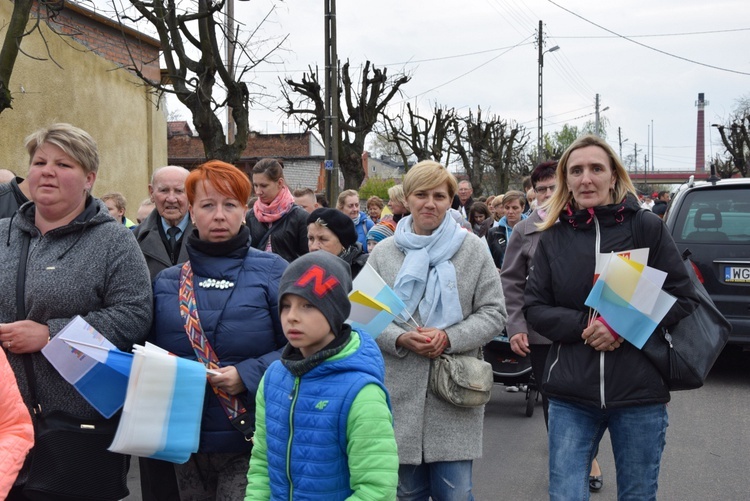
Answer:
[
  {"left": 0, "top": 124, "right": 152, "bottom": 500},
  {"left": 367, "top": 160, "right": 506, "bottom": 501}
]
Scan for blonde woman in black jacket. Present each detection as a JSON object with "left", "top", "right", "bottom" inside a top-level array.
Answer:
[{"left": 524, "top": 135, "right": 698, "bottom": 501}]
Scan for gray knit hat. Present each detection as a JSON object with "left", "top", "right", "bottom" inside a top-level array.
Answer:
[{"left": 278, "top": 251, "right": 353, "bottom": 337}]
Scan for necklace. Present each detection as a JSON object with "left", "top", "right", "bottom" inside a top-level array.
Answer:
[{"left": 198, "top": 278, "right": 235, "bottom": 289}]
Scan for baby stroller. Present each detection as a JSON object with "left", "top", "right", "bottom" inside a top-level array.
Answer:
[{"left": 483, "top": 333, "right": 540, "bottom": 417}]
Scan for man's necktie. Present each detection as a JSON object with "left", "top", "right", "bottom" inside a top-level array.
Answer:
[{"left": 167, "top": 226, "right": 180, "bottom": 254}]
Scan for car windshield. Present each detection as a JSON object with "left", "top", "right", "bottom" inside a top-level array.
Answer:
[{"left": 673, "top": 188, "right": 750, "bottom": 243}]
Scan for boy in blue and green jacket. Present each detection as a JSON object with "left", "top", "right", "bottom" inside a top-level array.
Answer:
[{"left": 245, "top": 251, "right": 398, "bottom": 500}]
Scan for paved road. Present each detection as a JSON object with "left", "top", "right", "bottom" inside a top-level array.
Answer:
[
  {"left": 125, "top": 347, "right": 750, "bottom": 500},
  {"left": 475, "top": 345, "right": 750, "bottom": 500}
]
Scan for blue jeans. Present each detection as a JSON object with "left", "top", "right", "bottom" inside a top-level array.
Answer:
[
  {"left": 397, "top": 461, "right": 475, "bottom": 501},
  {"left": 548, "top": 398, "right": 668, "bottom": 501}
]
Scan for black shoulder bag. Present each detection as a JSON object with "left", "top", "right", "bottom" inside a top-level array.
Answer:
[
  {"left": 15, "top": 233, "right": 129, "bottom": 501},
  {"left": 633, "top": 210, "right": 732, "bottom": 391}
]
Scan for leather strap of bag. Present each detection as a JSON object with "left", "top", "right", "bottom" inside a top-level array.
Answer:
[
  {"left": 14, "top": 232, "right": 43, "bottom": 416},
  {"left": 256, "top": 206, "right": 296, "bottom": 251},
  {"left": 178, "top": 261, "right": 254, "bottom": 439},
  {"left": 631, "top": 208, "right": 646, "bottom": 250}
]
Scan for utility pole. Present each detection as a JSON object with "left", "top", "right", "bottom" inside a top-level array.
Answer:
[
  {"left": 594, "top": 94, "right": 601, "bottom": 136},
  {"left": 647, "top": 123, "right": 650, "bottom": 173},
  {"left": 226, "top": 0, "right": 236, "bottom": 143},
  {"left": 323, "top": 0, "right": 340, "bottom": 204},
  {"left": 651, "top": 119, "right": 654, "bottom": 171},
  {"left": 537, "top": 21, "right": 544, "bottom": 162},
  {"left": 618, "top": 127, "right": 628, "bottom": 161},
  {"left": 537, "top": 20, "right": 559, "bottom": 163}
]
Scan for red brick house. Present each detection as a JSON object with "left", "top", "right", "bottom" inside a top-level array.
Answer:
[
  {"left": 167, "top": 122, "right": 327, "bottom": 192},
  {"left": 0, "top": 1, "right": 166, "bottom": 218}
]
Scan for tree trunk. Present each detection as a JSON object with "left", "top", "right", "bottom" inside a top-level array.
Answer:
[{"left": 0, "top": 0, "right": 35, "bottom": 114}]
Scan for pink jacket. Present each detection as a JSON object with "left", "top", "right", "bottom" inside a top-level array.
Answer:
[{"left": 0, "top": 349, "right": 34, "bottom": 498}]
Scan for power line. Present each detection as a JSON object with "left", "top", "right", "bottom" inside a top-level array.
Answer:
[
  {"left": 384, "top": 43, "right": 536, "bottom": 65},
  {"left": 553, "top": 27, "right": 750, "bottom": 39},
  {"left": 487, "top": 0, "right": 534, "bottom": 39},
  {"left": 398, "top": 34, "right": 535, "bottom": 104},
  {"left": 518, "top": 104, "right": 592, "bottom": 125},
  {"left": 547, "top": 0, "right": 750, "bottom": 76},
  {"left": 546, "top": 53, "right": 596, "bottom": 102},
  {"left": 250, "top": 42, "right": 537, "bottom": 74}
]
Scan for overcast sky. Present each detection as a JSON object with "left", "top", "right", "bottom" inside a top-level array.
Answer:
[{"left": 180, "top": 0, "right": 750, "bottom": 171}]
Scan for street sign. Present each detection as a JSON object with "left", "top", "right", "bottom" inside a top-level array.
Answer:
[{"left": 324, "top": 160, "right": 334, "bottom": 171}]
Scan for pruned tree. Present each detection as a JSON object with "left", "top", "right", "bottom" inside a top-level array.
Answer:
[
  {"left": 382, "top": 102, "right": 455, "bottom": 169},
  {"left": 368, "top": 130, "right": 404, "bottom": 160},
  {"left": 0, "top": 0, "right": 66, "bottom": 114},
  {"left": 282, "top": 60, "right": 410, "bottom": 189},
  {"left": 713, "top": 98, "right": 749, "bottom": 178},
  {"left": 119, "top": 0, "right": 284, "bottom": 163},
  {"left": 710, "top": 154, "right": 736, "bottom": 179},
  {"left": 714, "top": 119, "right": 749, "bottom": 178},
  {"left": 449, "top": 106, "right": 495, "bottom": 197},
  {"left": 547, "top": 124, "right": 581, "bottom": 158},
  {"left": 484, "top": 120, "right": 529, "bottom": 195}
]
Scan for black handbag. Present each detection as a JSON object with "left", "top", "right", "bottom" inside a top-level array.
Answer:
[
  {"left": 632, "top": 211, "right": 732, "bottom": 391},
  {"left": 15, "top": 233, "right": 129, "bottom": 501},
  {"left": 22, "top": 411, "right": 129, "bottom": 501}
]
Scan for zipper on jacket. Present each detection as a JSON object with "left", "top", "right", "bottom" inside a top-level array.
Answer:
[
  {"left": 599, "top": 351, "right": 606, "bottom": 408},
  {"left": 286, "top": 378, "right": 300, "bottom": 499},
  {"left": 593, "top": 216, "right": 607, "bottom": 409},
  {"left": 546, "top": 344, "right": 562, "bottom": 384}
]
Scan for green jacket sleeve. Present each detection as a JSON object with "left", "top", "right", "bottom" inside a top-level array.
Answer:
[
  {"left": 245, "top": 375, "right": 271, "bottom": 500},
  {"left": 345, "top": 384, "right": 399, "bottom": 501}
]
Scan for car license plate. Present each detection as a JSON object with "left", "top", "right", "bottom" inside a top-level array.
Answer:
[{"left": 724, "top": 266, "right": 750, "bottom": 283}]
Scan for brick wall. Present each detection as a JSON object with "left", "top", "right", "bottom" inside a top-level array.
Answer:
[
  {"left": 168, "top": 130, "right": 322, "bottom": 163},
  {"left": 167, "top": 129, "right": 326, "bottom": 191},
  {"left": 43, "top": 2, "right": 161, "bottom": 82}
]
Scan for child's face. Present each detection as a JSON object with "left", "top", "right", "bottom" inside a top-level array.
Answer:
[{"left": 280, "top": 294, "right": 335, "bottom": 358}]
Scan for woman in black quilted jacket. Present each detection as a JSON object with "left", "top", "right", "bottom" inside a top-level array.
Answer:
[{"left": 524, "top": 135, "right": 698, "bottom": 501}]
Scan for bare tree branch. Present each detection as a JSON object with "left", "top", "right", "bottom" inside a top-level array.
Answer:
[
  {"left": 114, "top": 0, "right": 283, "bottom": 163},
  {"left": 282, "top": 60, "right": 410, "bottom": 188}
]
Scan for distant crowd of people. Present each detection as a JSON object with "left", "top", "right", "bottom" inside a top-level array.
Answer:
[{"left": 0, "top": 124, "right": 697, "bottom": 501}]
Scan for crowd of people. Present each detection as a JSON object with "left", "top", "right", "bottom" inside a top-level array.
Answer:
[{"left": 0, "top": 124, "right": 696, "bottom": 501}]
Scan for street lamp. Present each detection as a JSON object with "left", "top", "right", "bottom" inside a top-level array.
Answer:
[
  {"left": 593, "top": 93, "right": 609, "bottom": 137},
  {"left": 537, "top": 43, "right": 559, "bottom": 162}
]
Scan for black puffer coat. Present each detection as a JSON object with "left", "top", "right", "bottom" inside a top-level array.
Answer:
[{"left": 524, "top": 196, "right": 698, "bottom": 408}]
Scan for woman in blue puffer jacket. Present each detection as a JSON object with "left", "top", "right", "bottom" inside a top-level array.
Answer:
[{"left": 152, "top": 160, "right": 287, "bottom": 500}]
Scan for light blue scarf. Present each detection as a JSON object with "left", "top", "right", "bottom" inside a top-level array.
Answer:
[{"left": 393, "top": 212, "right": 467, "bottom": 329}]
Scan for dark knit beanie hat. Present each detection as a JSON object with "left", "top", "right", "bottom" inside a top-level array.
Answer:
[
  {"left": 278, "top": 251, "right": 353, "bottom": 337},
  {"left": 366, "top": 221, "right": 395, "bottom": 243},
  {"left": 307, "top": 208, "right": 358, "bottom": 249}
]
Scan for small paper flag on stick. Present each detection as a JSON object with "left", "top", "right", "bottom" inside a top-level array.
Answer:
[
  {"left": 347, "top": 290, "right": 395, "bottom": 338},
  {"left": 42, "top": 316, "right": 131, "bottom": 418}
]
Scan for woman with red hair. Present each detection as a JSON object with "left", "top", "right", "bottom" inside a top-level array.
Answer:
[{"left": 151, "top": 161, "right": 288, "bottom": 500}]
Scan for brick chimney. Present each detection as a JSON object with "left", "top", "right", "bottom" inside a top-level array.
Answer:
[{"left": 695, "top": 93, "right": 708, "bottom": 172}]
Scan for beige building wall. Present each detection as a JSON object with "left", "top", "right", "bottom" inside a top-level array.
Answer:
[{"left": 0, "top": 1, "right": 167, "bottom": 221}]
